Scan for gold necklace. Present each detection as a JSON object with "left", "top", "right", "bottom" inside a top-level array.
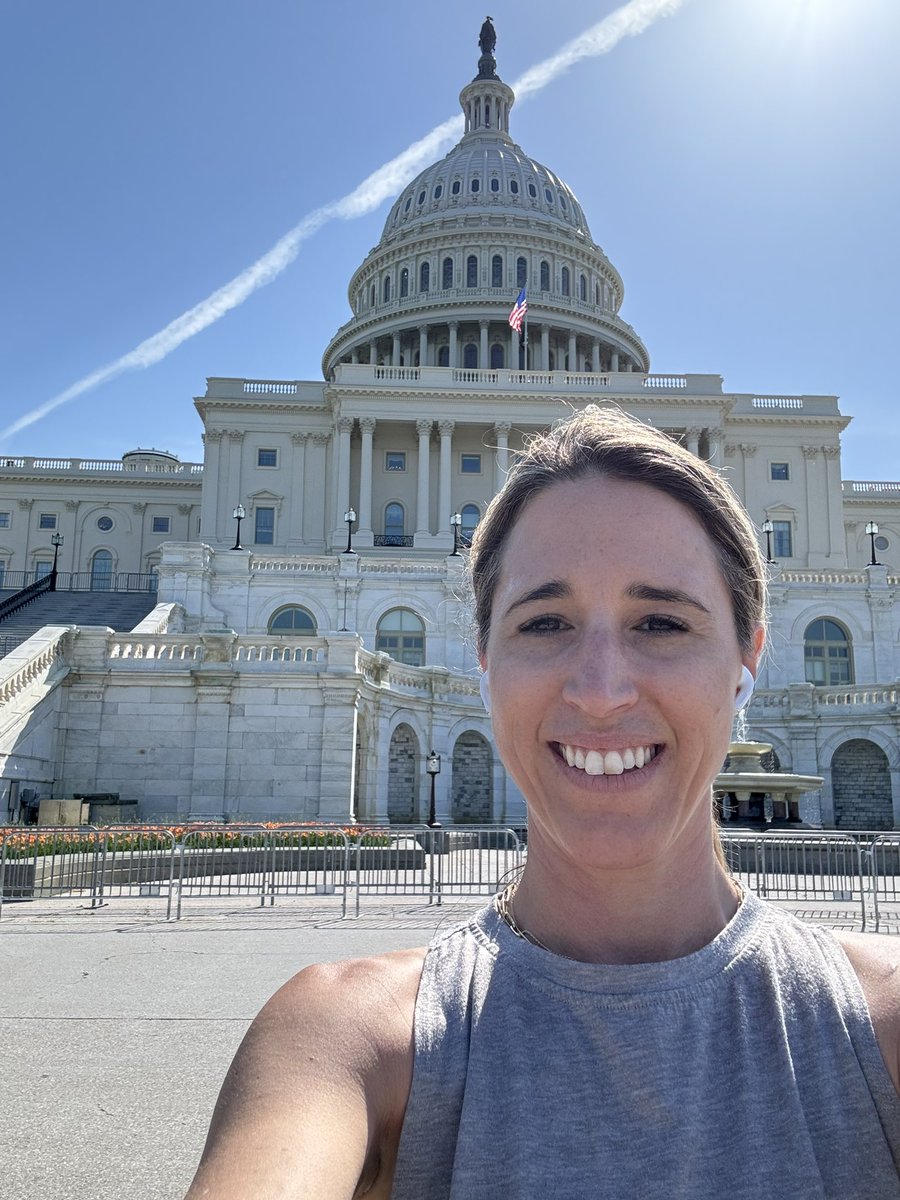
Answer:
[{"left": 495, "top": 883, "right": 561, "bottom": 955}]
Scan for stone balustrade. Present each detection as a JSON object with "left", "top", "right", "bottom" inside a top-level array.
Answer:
[
  {"left": 753, "top": 685, "right": 900, "bottom": 714},
  {"left": 0, "top": 456, "right": 202, "bottom": 477},
  {"left": 331, "top": 363, "right": 723, "bottom": 395},
  {"left": 0, "top": 626, "right": 71, "bottom": 709}
]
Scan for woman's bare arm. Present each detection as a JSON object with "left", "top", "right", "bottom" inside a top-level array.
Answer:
[
  {"left": 836, "top": 931, "right": 900, "bottom": 1094},
  {"left": 185, "top": 947, "right": 425, "bottom": 1200}
]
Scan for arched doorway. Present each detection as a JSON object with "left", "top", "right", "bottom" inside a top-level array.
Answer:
[
  {"left": 388, "top": 724, "right": 419, "bottom": 823},
  {"left": 90, "top": 549, "right": 113, "bottom": 591},
  {"left": 451, "top": 731, "right": 492, "bottom": 824},
  {"left": 832, "top": 739, "right": 893, "bottom": 829}
]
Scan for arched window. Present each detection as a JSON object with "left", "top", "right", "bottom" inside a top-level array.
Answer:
[
  {"left": 491, "top": 255, "right": 503, "bottom": 287},
  {"left": 90, "top": 549, "right": 113, "bottom": 592},
  {"left": 490, "top": 343, "right": 504, "bottom": 368},
  {"left": 268, "top": 606, "right": 316, "bottom": 634},
  {"left": 510, "top": 179, "right": 519, "bottom": 194},
  {"left": 579, "top": 273, "right": 587, "bottom": 301},
  {"left": 419, "top": 261, "right": 430, "bottom": 293},
  {"left": 382, "top": 276, "right": 391, "bottom": 303},
  {"left": 384, "top": 503, "right": 405, "bottom": 542},
  {"left": 804, "top": 619, "right": 853, "bottom": 686},
  {"left": 516, "top": 257, "right": 527, "bottom": 289},
  {"left": 399, "top": 268, "right": 409, "bottom": 298},
  {"left": 438, "top": 345, "right": 450, "bottom": 367},
  {"left": 370, "top": 283, "right": 376, "bottom": 308},
  {"left": 376, "top": 608, "right": 425, "bottom": 666},
  {"left": 470, "top": 178, "right": 480, "bottom": 193},
  {"left": 489, "top": 176, "right": 500, "bottom": 192},
  {"left": 463, "top": 343, "right": 478, "bottom": 369},
  {"left": 561, "top": 267, "right": 570, "bottom": 297},
  {"left": 442, "top": 257, "right": 454, "bottom": 289},
  {"left": 466, "top": 255, "right": 478, "bottom": 287},
  {"left": 484, "top": 102, "right": 491, "bottom": 127},
  {"left": 540, "top": 260, "right": 550, "bottom": 291},
  {"left": 460, "top": 503, "right": 480, "bottom": 545},
  {"left": 595, "top": 283, "right": 601, "bottom": 305}
]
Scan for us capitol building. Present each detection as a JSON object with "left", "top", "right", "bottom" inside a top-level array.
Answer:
[{"left": 2, "top": 23, "right": 899, "bottom": 829}]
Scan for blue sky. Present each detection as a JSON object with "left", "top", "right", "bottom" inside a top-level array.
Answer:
[{"left": 2, "top": 0, "right": 897, "bottom": 480}]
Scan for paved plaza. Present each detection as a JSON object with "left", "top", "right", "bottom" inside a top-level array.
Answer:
[{"left": 2, "top": 895, "right": 896, "bottom": 1200}]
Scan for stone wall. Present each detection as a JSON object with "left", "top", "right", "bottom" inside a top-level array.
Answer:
[
  {"left": 451, "top": 731, "right": 492, "bottom": 823},
  {"left": 831, "top": 738, "right": 893, "bottom": 829}
]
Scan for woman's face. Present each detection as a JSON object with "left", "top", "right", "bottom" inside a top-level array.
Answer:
[{"left": 483, "top": 475, "right": 762, "bottom": 873}]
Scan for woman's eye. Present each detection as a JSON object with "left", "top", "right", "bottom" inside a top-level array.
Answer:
[
  {"left": 637, "top": 614, "right": 689, "bottom": 634},
  {"left": 518, "top": 614, "right": 570, "bottom": 634}
]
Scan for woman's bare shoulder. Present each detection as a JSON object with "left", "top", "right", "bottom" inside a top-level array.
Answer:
[
  {"left": 834, "top": 931, "right": 900, "bottom": 1093},
  {"left": 185, "top": 946, "right": 427, "bottom": 1200}
]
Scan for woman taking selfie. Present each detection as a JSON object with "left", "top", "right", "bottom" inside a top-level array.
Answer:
[{"left": 186, "top": 407, "right": 900, "bottom": 1199}]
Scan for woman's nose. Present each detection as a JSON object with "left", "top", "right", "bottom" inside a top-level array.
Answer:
[{"left": 560, "top": 638, "right": 640, "bottom": 715}]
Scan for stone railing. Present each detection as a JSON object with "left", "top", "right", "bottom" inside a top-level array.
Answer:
[
  {"left": 361, "top": 560, "right": 451, "bottom": 577},
  {"left": 0, "top": 457, "right": 202, "bottom": 477},
  {"left": 844, "top": 481, "right": 900, "bottom": 495},
  {"left": 130, "top": 603, "right": 185, "bottom": 636},
  {"left": 331, "top": 363, "right": 723, "bottom": 395},
  {"left": 250, "top": 557, "right": 337, "bottom": 574},
  {"left": 777, "top": 569, "right": 871, "bottom": 585},
  {"left": 753, "top": 685, "right": 900, "bottom": 715},
  {"left": 0, "top": 626, "right": 71, "bottom": 711}
]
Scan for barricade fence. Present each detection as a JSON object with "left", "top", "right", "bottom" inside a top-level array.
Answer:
[{"left": 1, "top": 825, "right": 898, "bottom": 929}]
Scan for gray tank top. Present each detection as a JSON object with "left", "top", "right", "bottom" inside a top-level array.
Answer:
[{"left": 392, "top": 891, "right": 900, "bottom": 1199}]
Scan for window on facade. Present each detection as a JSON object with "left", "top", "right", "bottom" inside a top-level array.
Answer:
[
  {"left": 384, "top": 503, "right": 405, "bottom": 540},
  {"left": 875, "top": 534, "right": 890, "bottom": 552},
  {"left": 510, "top": 179, "right": 519, "bottom": 194},
  {"left": 804, "top": 619, "right": 853, "bottom": 686},
  {"left": 771, "top": 462, "right": 790, "bottom": 481},
  {"left": 39, "top": 513, "right": 57, "bottom": 530},
  {"left": 417, "top": 190, "right": 426, "bottom": 205},
  {"left": 471, "top": 178, "right": 480, "bottom": 193},
  {"left": 540, "top": 261, "right": 550, "bottom": 291},
  {"left": 484, "top": 102, "right": 491, "bottom": 126},
  {"left": 254, "top": 506, "right": 275, "bottom": 545},
  {"left": 257, "top": 448, "right": 278, "bottom": 467},
  {"left": 489, "top": 344, "right": 504, "bottom": 369},
  {"left": 438, "top": 345, "right": 450, "bottom": 367},
  {"left": 35, "top": 560, "right": 53, "bottom": 580},
  {"left": 370, "top": 283, "right": 376, "bottom": 308},
  {"left": 579, "top": 274, "right": 587, "bottom": 301},
  {"left": 268, "top": 606, "right": 316, "bottom": 634},
  {"left": 385, "top": 451, "right": 406, "bottom": 472},
  {"left": 442, "top": 257, "right": 454, "bottom": 288},
  {"left": 490, "top": 177, "right": 500, "bottom": 192},
  {"left": 451, "top": 180, "right": 461, "bottom": 196},
  {"left": 463, "top": 343, "right": 478, "bottom": 369},
  {"left": 383, "top": 276, "right": 391, "bottom": 303},
  {"left": 0, "top": 512, "right": 9, "bottom": 528},
  {"left": 466, "top": 255, "right": 478, "bottom": 287},
  {"left": 773, "top": 520, "right": 792, "bottom": 557},
  {"left": 460, "top": 453, "right": 482, "bottom": 474},
  {"left": 595, "top": 284, "right": 601, "bottom": 305},
  {"left": 399, "top": 268, "right": 409, "bottom": 298},
  {"left": 376, "top": 608, "right": 425, "bottom": 666},
  {"left": 403, "top": 196, "right": 411, "bottom": 213},
  {"left": 90, "top": 549, "right": 113, "bottom": 591},
  {"left": 491, "top": 255, "right": 503, "bottom": 287},
  {"left": 527, "top": 183, "right": 537, "bottom": 198},
  {"left": 0, "top": 561, "right": 6, "bottom": 587},
  {"left": 96, "top": 516, "right": 114, "bottom": 532},
  {"left": 561, "top": 267, "right": 570, "bottom": 297},
  {"left": 460, "top": 504, "right": 480, "bottom": 544},
  {"left": 545, "top": 188, "right": 554, "bottom": 204},
  {"left": 433, "top": 183, "right": 443, "bottom": 200},
  {"left": 152, "top": 517, "right": 171, "bottom": 534},
  {"left": 419, "top": 261, "right": 430, "bottom": 292},
  {"left": 516, "top": 257, "right": 527, "bottom": 289}
]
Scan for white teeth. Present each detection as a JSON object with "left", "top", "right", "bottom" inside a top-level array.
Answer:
[
  {"left": 584, "top": 750, "right": 605, "bottom": 776},
  {"left": 560, "top": 743, "right": 657, "bottom": 775}
]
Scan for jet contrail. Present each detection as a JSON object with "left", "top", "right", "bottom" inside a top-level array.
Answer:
[{"left": 2, "top": 0, "right": 689, "bottom": 444}]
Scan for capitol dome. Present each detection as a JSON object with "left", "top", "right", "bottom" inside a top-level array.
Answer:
[{"left": 323, "top": 21, "right": 648, "bottom": 378}]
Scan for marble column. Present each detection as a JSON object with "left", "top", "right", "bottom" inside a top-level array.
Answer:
[
  {"left": 592, "top": 339, "right": 601, "bottom": 373},
  {"left": 438, "top": 420, "right": 455, "bottom": 540},
  {"left": 350, "top": 348, "right": 359, "bottom": 364},
  {"left": 336, "top": 418, "right": 354, "bottom": 530},
  {"left": 419, "top": 326, "right": 428, "bottom": 367},
  {"left": 541, "top": 325, "right": 550, "bottom": 371},
  {"left": 611, "top": 351, "right": 619, "bottom": 371},
  {"left": 685, "top": 427, "right": 702, "bottom": 457},
  {"left": 494, "top": 422, "right": 511, "bottom": 493},
  {"left": 392, "top": 332, "right": 401, "bottom": 365},
  {"left": 707, "top": 427, "right": 724, "bottom": 468},
  {"left": 358, "top": 418, "right": 376, "bottom": 537},
  {"left": 568, "top": 332, "right": 577, "bottom": 372},
  {"left": 416, "top": 419, "right": 433, "bottom": 534},
  {"left": 199, "top": 428, "right": 223, "bottom": 540},
  {"left": 449, "top": 322, "right": 459, "bottom": 368},
  {"left": 479, "top": 320, "right": 489, "bottom": 369},
  {"left": 289, "top": 432, "right": 307, "bottom": 547},
  {"left": 369, "top": 339, "right": 378, "bottom": 366}
]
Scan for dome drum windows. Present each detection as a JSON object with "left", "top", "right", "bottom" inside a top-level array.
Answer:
[
  {"left": 516, "top": 257, "right": 527, "bottom": 289},
  {"left": 540, "top": 261, "right": 550, "bottom": 291},
  {"left": 491, "top": 255, "right": 503, "bottom": 288},
  {"left": 561, "top": 267, "right": 570, "bottom": 297},
  {"left": 399, "top": 268, "right": 409, "bottom": 298},
  {"left": 419, "top": 261, "right": 430, "bottom": 293},
  {"left": 451, "top": 180, "right": 461, "bottom": 196},
  {"left": 466, "top": 255, "right": 478, "bottom": 288},
  {"left": 470, "top": 178, "right": 480, "bottom": 193},
  {"left": 442, "top": 257, "right": 454, "bottom": 289},
  {"left": 490, "top": 177, "right": 500, "bottom": 193},
  {"left": 509, "top": 179, "right": 519, "bottom": 194},
  {"left": 527, "top": 183, "right": 537, "bottom": 198},
  {"left": 383, "top": 276, "right": 391, "bottom": 303}
]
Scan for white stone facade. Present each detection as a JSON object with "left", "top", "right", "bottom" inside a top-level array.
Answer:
[{"left": 2, "top": 30, "right": 900, "bottom": 828}]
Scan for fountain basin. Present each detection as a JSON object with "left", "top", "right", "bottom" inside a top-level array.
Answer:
[{"left": 715, "top": 742, "right": 824, "bottom": 825}]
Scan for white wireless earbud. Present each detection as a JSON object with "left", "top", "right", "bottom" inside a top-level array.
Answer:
[
  {"left": 734, "top": 665, "right": 755, "bottom": 713},
  {"left": 479, "top": 671, "right": 491, "bottom": 714}
]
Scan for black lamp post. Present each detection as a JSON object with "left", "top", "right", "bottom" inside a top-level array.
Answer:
[
  {"left": 50, "top": 531, "right": 63, "bottom": 591},
  {"left": 231, "top": 504, "right": 245, "bottom": 550},
  {"left": 344, "top": 507, "right": 357, "bottom": 554},
  {"left": 426, "top": 751, "right": 441, "bottom": 828},
  {"left": 761, "top": 518, "right": 775, "bottom": 563},
  {"left": 866, "top": 521, "right": 880, "bottom": 566},
  {"left": 450, "top": 511, "right": 462, "bottom": 555}
]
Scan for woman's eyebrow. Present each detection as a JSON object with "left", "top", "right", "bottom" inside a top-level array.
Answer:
[
  {"left": 627, "top": 582, "right": 711, "bottom": 614},
  {"left": 503, "top": 579, "right": 571, "bottom": 617}
]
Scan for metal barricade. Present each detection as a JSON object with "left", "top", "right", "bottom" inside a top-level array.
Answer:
[
  {"left": 350, "top": 826, "right": 432, "bottom": 912},
  {"left": 870, "top": 835, "right": 900, "bottom": 932},
  {"left": 174, "top": 825, "right": 269, "bottom": 919},
  {"left": 94, "top": 826, "right": 177, "bottom": 919},
  {"left": 258, "top": 827, "right": 349, "bottom": 916},
  {"left": 722, "top": 831, "right": 867, "bottom": 929}
]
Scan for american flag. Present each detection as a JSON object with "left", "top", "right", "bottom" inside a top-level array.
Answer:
[{"left": 508, "top": 288, "right": 527, "bottom": 332}]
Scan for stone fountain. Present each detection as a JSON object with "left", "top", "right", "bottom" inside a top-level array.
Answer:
[{"left": 714, "top": 742, "right": 824, "bottom": 827}]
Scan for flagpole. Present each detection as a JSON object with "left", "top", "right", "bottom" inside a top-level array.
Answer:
[{"left": 523, "top": 298, "right": 528, "bottom": 372}]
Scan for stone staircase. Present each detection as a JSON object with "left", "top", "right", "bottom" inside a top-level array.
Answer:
[{"left": 0, "top": 590, "right": 158, "bottom": 657}]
